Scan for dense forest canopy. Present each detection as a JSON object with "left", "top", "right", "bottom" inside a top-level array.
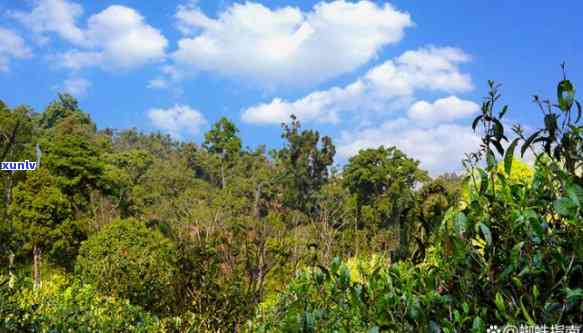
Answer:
[{"left": 1, "top": 71, "right": 582, "bottom": 332}]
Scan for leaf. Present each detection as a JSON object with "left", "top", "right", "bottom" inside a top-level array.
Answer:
[
  {"left": 557, "top": 79, "right": 575, "bottom": 111},
  {"left": 566, "top": 183, "right": 583, "bottom": 207},
  {"left": 499, "top": 105, "right": 509, "bottom": 118},
  {"left": 565, "top": 288, "right": 583, "bottom": 303},
  {"left": 495, "top": 292, "right": 506, "bottom": 312},
  {"left": 554, "top": 197, "right": 577, "bottom": 217},
  {"left": 492, "top": 118, "right": 505, "bottom": 141},
  {"left": 472, "top": 115, "right": 483, "bottom": 131},
  {"left": 521, "top": 130, "right": 541, "bottom": 157},
  {"left": 454, "top": 212, "right": 468, "bottom": 236},
  {"left": 479, "top": 223, "right": 492, "bottom": 246},
  {"left": 491, "top": 140, "right": 505, "bottom": 156},
  {"left": 504, "top": 138, "right": 520, "bottom": 174},
  {"left": 368, "top": 327, "right": 380, "bottom": 333},
  {"left": 576, "top": 101, "right": 582, "bottom": 123},
  {"left": 479, "top": 169, "right": 489, "bottom": 194},
  {"left": 472, "top": 317, "right": 484, "bottom": 331},
  {"left": 486, "top": 150, "right": 497, "bottom": 171}
]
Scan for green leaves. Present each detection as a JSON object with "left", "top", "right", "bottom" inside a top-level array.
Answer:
[
  {"left": 454, "top": 212, "right": 468, "bottom": 237},
  {"left": 554, "top": 184, "right": 583, "bottom": 217},
  {"left": 478, "top": 223, "right": 492, "bottom": 246},
  {"left": 504, "top": 138, "right": 520, "bottom": 174},
  {"left": 558, "top": 79, "right": 575, "bottom": 111},
  {"left": 495, "top": 292, "right": 506, "bottom": 312}
]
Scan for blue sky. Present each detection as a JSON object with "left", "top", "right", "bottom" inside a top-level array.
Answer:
[{"left": 0, "top": 0, "right": 581, "bottom": 175}]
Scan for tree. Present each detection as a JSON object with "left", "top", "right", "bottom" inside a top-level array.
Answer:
[
  {"left": 9, "top": 168, "right": 80, "bottom": 286},
  {"left": 0, "top": 104, "right": 36, "bottom": 259},
  {"left": 203, "top": 117, "right": 242, "bottom": 188},
  {"left": 275, "top": 115, "right": 335, "bottom": 215},
  {"left": 40, "top": 130, "right": 105, "bottom": 212},
  {"left": 411, "top": 177, "right": 459, "bottom": 262},
  {"left": 76, "top": 218, "right": 179, "bottom": 315},
  {"left": 102, "top": 149, "right": 154, "bottom": 218},
  {"left": 39, "top": 94, "right": 93, "bottom": 131},
  {"left": 343, "top": 146, "right": 428, "bottom": 259}
]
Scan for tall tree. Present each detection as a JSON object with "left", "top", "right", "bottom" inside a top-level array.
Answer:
[
  {"left": 39, "top": 93, "right": 93, "bottom": 130},
  {"left": 10, "top": 168, "right": 80, "bottom": 286},
  {"left": 343, "top": 146, "right": 428, "bottom": 259},
  {"left": 204, "top": 117, "right": 242, "bottom": 188},
  {"left": 276, "top": 115, "right": 335, "bottom": 215}
]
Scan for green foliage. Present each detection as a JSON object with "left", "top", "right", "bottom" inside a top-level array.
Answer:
[
  {"left": 275, "top": 115, "right": 335, "bottom": 214},
  {"left": 343, "top": 146, "right": 428, "bottom": 259},
  {"left": 3, "top": 71, "right": 583, "bottom": 332},
  {"left": 40, "top": 130, "right": 105, "bottom": 209},
  {"left": 204, "top": 117, "right": 242, "bottom": 158},
  {"left": 9, "top": 168, "right": 82, "bottom": 268},
  {"left": 76, "top": 218, "right": 179, "bottom": 315},
  {"left": 252, "top": 73, "right": 583, "bottom": 332},
  {"left": 0, "top": 273, "right": 161, "bottom": 332},
  {"left": 39, "top": 93, "right": 93, "bottom": 131}
]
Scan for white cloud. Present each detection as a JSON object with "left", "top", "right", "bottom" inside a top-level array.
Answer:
[
  {"left": 0, "top": 27, "right": 33, "bottom": 72},
  {"left": 337, "top": 118, "right": 481, "bottom": 175},
  {"left": 79, "top": 5, "right": 167, "bottom": 69},
  {"left": 148, "top": 105, "right": 207, "bottom": 138},
  {"left": 242, "top": 46, "right": 473, "bottom": 124},
  {"left": 173, "top": 0, "right": 412, "bottom": 86},
  {"left": 10, "top": 0, "right": 85, "bottom": 45},
  {"left": 408, "top": 96, "right": 479, "bottom": 126},
  {"left": 57, "top": 50, "right": 104, "bottom": 70},
  {"left": 147, "top": 78, "right": 169, "bottom": 89},
  {"left": 13, "top": 0, "right": 168, "bottom": 70},
  {"left": 61, "top": 77, "right": 91, "bottom": 96},
  {"left": 147, "top": 65, "right": 185, "bottom": 90}
]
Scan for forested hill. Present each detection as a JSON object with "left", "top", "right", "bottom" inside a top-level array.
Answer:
[{"left": 1, "top": 74, "right": 582, "bottom": 332}]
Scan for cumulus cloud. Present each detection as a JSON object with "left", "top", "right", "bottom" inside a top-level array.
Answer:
[
  {"left": 242, "top": 46, "right": 473, "bottom": 124},
  {"left": 408, "top": 96, "right": 479, "bottom": 126},
  {"left": 10, "top": 0, "right": 85, "bottom": 45},
  {"left": 148, "top": 105, "right": 207, "bottom": 138},
  {"left": 0, "top": 27, "right": 33, "bottom": 72},
  {"left": 61, "top": 77, "right": 91, "bottom": 97},
  {"left": 12, "top": 0, "right": 167, "bottom": 70},
  {"left": 337, "top": 118, "right": 481, "bottom": 175},
  {"left": 173, "top": 0, "right": 412, "bottom": 86}
]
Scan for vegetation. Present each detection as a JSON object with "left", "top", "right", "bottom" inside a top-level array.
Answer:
[{"left": 1, "top": 70, "right": 581, "bottom": 332}]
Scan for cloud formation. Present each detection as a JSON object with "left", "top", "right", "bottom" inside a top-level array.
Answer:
[
  {"left": 0, "top": 28, "right": 33, "bottom": 71},
  {"left": 242, "top": 46, "right": 473, "bottom": 124},
  {"left": 10, "top": 0, "right": 84, "bottom": 45},
  {"left": 173, "top": 0, "right": 412, "bottom": 86},
  {"left": 408, "top": 96, "right": 479, "bottom": 126},
  {"left": 12, "top": 0, "right": 167, "bottom": 70},
  {"left": 337, "top": 118, "right": 481, "bottom": 175},
  {"left": 148, "top": 105, "right": 207, "bottom": 138},
  {"left": 61, "top": 77, "right": 91, "bottom": 97}
]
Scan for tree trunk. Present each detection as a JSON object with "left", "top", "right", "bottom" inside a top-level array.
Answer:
[{"left": 33, "top": 245, "right": 41, "bottom": 289}]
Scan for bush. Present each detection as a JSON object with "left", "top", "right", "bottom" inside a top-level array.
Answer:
[
  {"left": 0, "top": 273, "right": 161, "bottom": 332},
  {"left": 76, "top": 218, "right": 179, "bottom": 315}
]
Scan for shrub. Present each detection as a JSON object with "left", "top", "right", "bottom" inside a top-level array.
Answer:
[
  {"left": 76, "top": 218, "right": 179, "bottom": 315},
  {"left": 0, "top": 273, "right": 161, "bottom": 332}
]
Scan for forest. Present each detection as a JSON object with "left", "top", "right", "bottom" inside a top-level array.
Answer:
[{"left": 0, "top": 71, "right": 582, "bottom": 332}]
